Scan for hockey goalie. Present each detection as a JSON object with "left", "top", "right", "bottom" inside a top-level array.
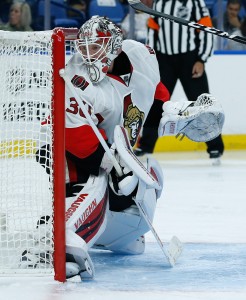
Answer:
[{"left": 21, "top": 16, "right": 224, "bottom": 280}]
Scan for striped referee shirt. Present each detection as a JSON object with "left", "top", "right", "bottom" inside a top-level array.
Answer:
[{"left": 147, "top": 0, "right": 214, "bottom": 62}]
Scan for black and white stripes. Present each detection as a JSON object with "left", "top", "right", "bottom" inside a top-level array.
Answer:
[{"left": 147, "top": 0, "right": 214, "bottom": 62}]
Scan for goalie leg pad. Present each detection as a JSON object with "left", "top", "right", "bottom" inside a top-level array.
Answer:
[
  {"left": 94, "top": 157, "right": 163, "bottom": 254},
  {"left": 66, "top": 169, "right": 108, "bottom": 249},
  {"left": 93, "top": 205, "right": 147, "bottom": 255},
  {"left": 66, "top": 229, "right": 95, "bottom": 279},
  {"left": 94, "top": 182, "right": 158, "bottom": 254},
  {"left": 65, "top": 170, "right": 109, "bottom": 280}
]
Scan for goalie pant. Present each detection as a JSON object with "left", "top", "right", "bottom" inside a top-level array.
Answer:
[{"left": 65, "top": 156, "right": 164, "bottom": 279}]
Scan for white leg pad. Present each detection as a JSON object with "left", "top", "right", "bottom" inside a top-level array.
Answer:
[
  {"left": 65, "top": 170, "right": 109, "bottom": 280},
  {"left": 94, "top": 188, "right": 157, "bottom": 254},
  {"left": 94, "top": 156, "right": 163, "bottom": 255},
  {"left": 66, "top": 229, "right": 95, "bottom": 279},
  {"left": 66, "top": 170, "right": 108, "bottom": 249}
]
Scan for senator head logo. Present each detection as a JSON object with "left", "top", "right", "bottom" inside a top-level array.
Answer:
[{"left": 123, "top": 94, "right": 145, "bottom": 146}]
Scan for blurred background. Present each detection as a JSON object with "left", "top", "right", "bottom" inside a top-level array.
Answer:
[
  {"left": 1, "top": 0, "right": 245, "bottom": 49},
  {"left": 0, "top": 0, "right": 245, "bottom": 154}
]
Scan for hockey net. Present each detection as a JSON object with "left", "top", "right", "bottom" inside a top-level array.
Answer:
[{"left": 0, "top": 29, "right": 77, "bottom": 282}]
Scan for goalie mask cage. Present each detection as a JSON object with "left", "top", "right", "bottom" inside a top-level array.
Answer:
[{"left": 0, "top": 28, "right": 77, "bottom": 282}]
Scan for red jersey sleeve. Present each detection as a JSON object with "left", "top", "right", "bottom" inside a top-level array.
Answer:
[{"left": 154, "top": 81, "right": 170, "bottom": 103}]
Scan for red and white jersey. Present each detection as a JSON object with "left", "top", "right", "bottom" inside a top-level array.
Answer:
[{"left": 64, "top": 40, "right": 163, "bottom": 159}]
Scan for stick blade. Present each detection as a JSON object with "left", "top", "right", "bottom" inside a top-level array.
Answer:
[{"left": 167, "top": 236, "right": 183, "bottom": 266}]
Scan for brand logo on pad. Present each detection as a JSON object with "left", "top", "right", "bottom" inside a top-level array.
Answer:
[
  {"left": 65, "top": 193, "right": 88, "bottom": 221},
  {"left": 74, "top": 199, "right": 98, "bottom": 230}
]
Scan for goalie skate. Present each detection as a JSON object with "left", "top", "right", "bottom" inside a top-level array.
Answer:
[
  {"left": 66, "top": 253, "right": 94, "bottom": 280},
  {"left": 19, "top": 216, "right": 52, "bottom": 269}
]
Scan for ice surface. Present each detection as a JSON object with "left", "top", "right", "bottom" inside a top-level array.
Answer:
[{"left": 0, "top": 150, "right": 246, "bottom": 300}]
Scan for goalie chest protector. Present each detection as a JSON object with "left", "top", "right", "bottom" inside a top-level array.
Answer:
[{"left": 65, "top": 40, "right": 160, "bottom": 146}]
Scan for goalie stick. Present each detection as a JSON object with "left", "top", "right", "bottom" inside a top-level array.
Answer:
[
  {"left": 115, "top": 126, "right": 183, "bottom": 266},
  {"left": 134, "top": 179, "right": 182, "bottom": 267},
  {"left": 127, "top": 0, "right": 246, "bottom": 45},
  {"left": 60, "top": 69, "right": 183, "bottom": 267}
]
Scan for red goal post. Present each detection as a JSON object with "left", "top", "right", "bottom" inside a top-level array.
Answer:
[{"left": 0, "top": 28, "right": 78, "bottom": 282}]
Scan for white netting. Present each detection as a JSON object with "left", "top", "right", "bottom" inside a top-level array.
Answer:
[
  {"left": 195, "top": 93, "right": 216, "bottom": 107},
  {"left": 0, "top": 30, "right": 54, "bottom": 274}
]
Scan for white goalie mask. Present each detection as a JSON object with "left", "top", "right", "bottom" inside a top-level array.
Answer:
[{"left": 75, "top": 15, "right": 123, "bottom": 83}]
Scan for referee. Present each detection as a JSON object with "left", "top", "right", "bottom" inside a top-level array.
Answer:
[{"left": 136, "top": 0, "right": 224, "bottom": 163}]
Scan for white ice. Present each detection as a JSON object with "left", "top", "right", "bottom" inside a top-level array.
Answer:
[{"left": 1, "top": 150, "right": 246, "bottom": 300}]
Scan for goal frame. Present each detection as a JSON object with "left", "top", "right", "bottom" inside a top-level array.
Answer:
[
  {"left": 52, "top": 27, "right": 80, "bottom": 282},
  {"left": 52, "top": 29, "right": 66, "bottom": 282},
  {"left": 0, "top": 28, "right": 82, "bottom": 283}
]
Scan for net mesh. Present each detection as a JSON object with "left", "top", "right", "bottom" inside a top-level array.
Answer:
[
  {"left": 0, "top": 30, "right": 55, "bottom": 274},
  {"left": 195, "top": 93, "right": 215, "bottom": 107}
]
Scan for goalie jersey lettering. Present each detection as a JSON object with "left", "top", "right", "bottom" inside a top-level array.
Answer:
[{"left": 64, "top": 40, "right": 160, "bottom": 149}]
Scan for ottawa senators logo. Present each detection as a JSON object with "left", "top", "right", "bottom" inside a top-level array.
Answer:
[
  {"left": 123, "top": 94, "right": 145, "bottom": 146},
  {"left": 71, "top": 75, "right": 89, "bottom": 91}
]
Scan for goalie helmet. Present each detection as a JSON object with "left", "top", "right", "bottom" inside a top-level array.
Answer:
[{"left": 75, "top": 15, "right": 123, "bottom": 83}]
